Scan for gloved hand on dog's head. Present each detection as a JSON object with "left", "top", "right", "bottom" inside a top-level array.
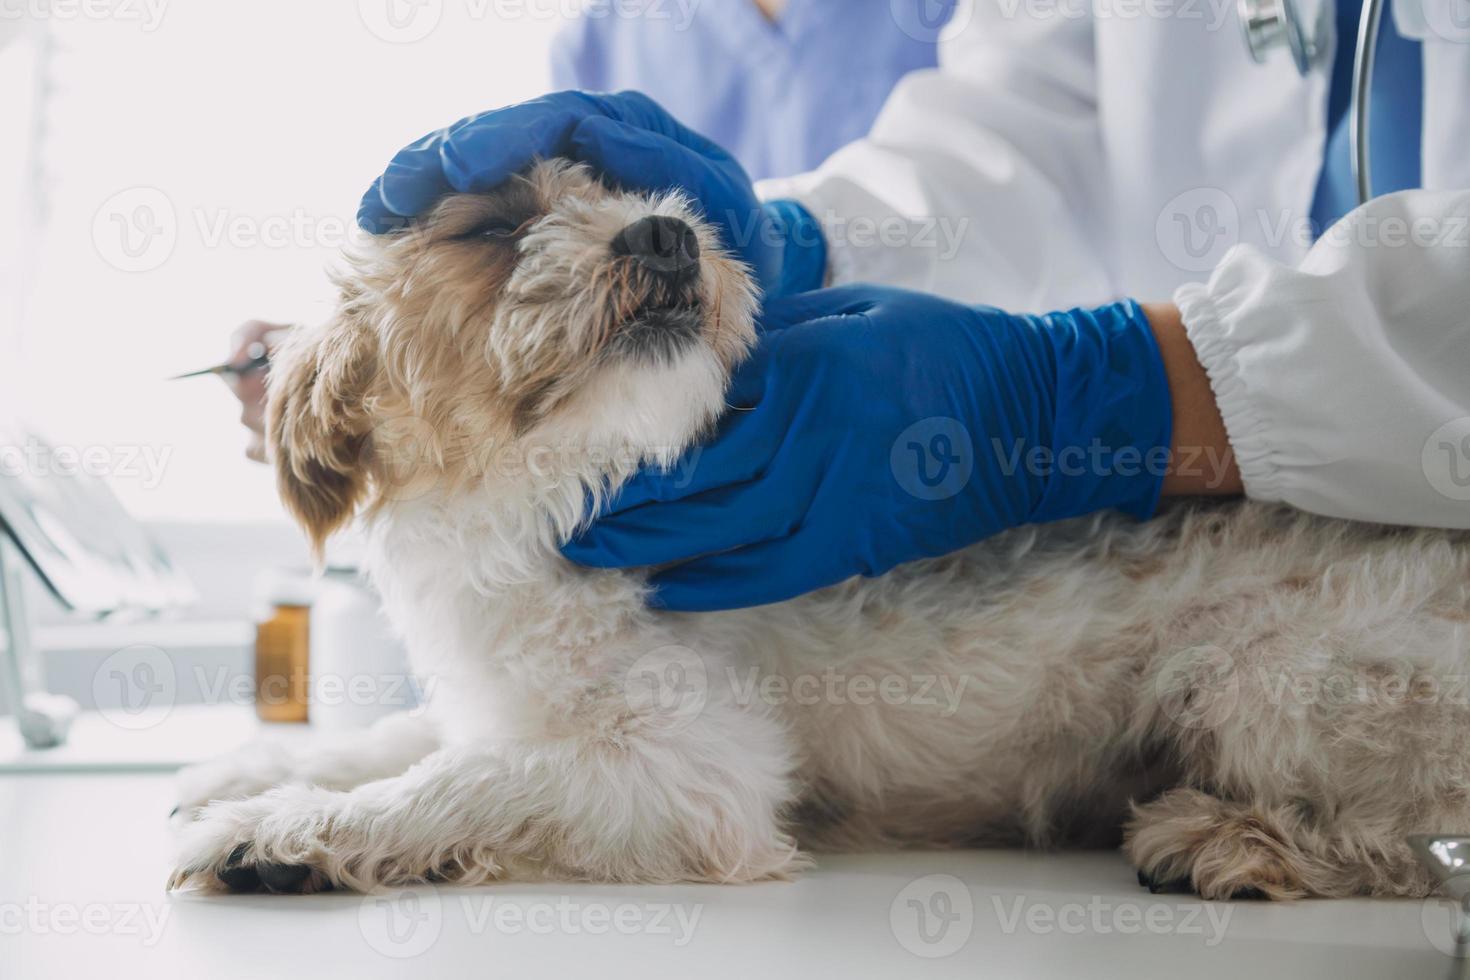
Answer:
[{"left": 357, "top": 90, "right": 826, "bottom": 300}]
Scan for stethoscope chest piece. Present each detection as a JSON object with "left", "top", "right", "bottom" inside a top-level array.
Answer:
[{"left": 1239, "top": 0, "right": 1329, "bottom": 74}]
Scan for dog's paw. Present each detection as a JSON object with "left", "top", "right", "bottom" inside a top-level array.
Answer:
[
  {"left": 185, "top": 842, "right": 329, "bottom": 895},
  {"left": 168, "top": 791, "right": 336, "bottom": 895},
  {"left": 1125, "top": 789, "right": 1307, "bottom": 901}
]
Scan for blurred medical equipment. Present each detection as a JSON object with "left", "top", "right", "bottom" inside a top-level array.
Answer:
[
  {"left": 0, "top": 421, "right": 194, "bottom": 749},
  {"left": 251, "top": 568, "right": 312, "bottom": 725},
  {"left": 1239, "top": 0, "right": 1387, "bottom": 203}
]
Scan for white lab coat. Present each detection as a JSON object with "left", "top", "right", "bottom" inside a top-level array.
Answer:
[{"left": 758, "top": 0, "right": 1470, "bottom": 529}]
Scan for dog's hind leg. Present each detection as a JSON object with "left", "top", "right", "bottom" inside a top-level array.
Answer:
[
  {"left": 172, "top": 711, "right": 439, "bottom": 824},
  {"left": 167, "top": 692, "right": 802, "bottom": 893},
  {"left": 1127, "top": 789, "right": 1347, "bottom": 899},
  {"left": 1124, "top": 788, "right": 1442, "bottom": 900},
  {"left": 1125, "top": 635, "right": 1470, "bottom": 901}
]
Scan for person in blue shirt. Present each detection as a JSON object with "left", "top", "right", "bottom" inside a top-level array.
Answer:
[
  {"left": 223, "top": 0, "right": 951, "bottom": 463},
  {"left": 550, "top": 0, "right": 953, "bottom": 181}
]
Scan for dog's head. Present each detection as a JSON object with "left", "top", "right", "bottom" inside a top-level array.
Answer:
[{"left": 268, "top": 159, "right": 758, "bottom": 555}]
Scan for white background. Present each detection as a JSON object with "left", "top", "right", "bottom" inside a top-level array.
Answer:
[{"left": 0, "top": 1, "right": 567, "bottom": 523}]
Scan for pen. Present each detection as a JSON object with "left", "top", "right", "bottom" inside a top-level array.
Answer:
[{"left": 169, "top": 341, "right": 271, "bottom": 381}]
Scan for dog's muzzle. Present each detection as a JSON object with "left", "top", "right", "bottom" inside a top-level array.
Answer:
[{"left": 608, "top": 216, "right": 706, "bottom": 364}]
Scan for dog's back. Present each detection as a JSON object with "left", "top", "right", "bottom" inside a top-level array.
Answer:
[{"left": 705, "top": 500, "right": 1470, "bottom": 895}]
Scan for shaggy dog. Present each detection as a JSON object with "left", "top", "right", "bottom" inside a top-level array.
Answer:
[{"left": 170, "top": 160, "right": 1470, "bottom": 900}]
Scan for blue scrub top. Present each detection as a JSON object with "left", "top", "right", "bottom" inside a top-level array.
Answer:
[{"left": 551, "top": 0, "right": 954, "bottom": 182}]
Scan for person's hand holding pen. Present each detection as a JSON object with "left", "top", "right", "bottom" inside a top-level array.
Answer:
[{"left": 217, "top": 320, "right": 289, "bottom": 463}]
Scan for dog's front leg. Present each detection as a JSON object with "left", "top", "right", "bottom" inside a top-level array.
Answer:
[
  {"left": 172, "top": 711, "right": 439, "bottom": 824},
  {"left": 168, "top": 688, "right": 803, "bottom": 893}
]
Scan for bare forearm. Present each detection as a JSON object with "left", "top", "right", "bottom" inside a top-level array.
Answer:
[{"left": 1141, "top": 302, "right": 1243, "bottom": 498}]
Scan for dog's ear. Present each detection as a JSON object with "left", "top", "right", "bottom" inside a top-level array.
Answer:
[{"left": 267, "top": 311, "right": 379, "bottom": 560}]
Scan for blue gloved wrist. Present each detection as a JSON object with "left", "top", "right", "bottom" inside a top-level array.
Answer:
[
  {"left": 1024, "top": 299, "right": 1173, "bottom": 526},
  {"left": 761, "top": 199, "right": 827, "bottom": 298}
]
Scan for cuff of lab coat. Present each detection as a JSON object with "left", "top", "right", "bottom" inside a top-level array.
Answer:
[{"left": 1174, "top": 262, "right": 1289, "bottom": 505}]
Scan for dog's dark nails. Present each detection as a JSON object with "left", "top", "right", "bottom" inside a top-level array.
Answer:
[
  {"left": 257, "top": 863, "right": 313, "bottom": 894},
  {"left": 1139, "top": 869, "right": 1195, "bottom": 895},
  {"left": 216, "top": 843, "right": 263, "bottom": 893}
]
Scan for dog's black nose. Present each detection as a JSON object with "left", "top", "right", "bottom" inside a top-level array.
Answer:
[{"left": 612, "top": 215, "right": 700, "bottom": 282}]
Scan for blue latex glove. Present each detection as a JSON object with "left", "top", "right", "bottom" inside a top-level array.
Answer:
[
  {"left": 563, "top": 285, "right": 1174, "bottom": 612},
  {"left": 357, "top": 90, "right": 827, "bottom": 299}
]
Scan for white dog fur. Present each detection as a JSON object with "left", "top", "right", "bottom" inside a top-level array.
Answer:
[{"left": 171, "top": 161, "right": 1470, "bottom": 900}]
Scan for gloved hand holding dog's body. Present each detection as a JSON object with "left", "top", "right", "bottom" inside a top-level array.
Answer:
[{"left": 564, "top": 286, "right": 1176, "bottom": 611}]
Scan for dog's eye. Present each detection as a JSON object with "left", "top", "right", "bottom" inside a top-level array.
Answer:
[{"left": 470, "top": 218, "right": 524, "bottom": 241}]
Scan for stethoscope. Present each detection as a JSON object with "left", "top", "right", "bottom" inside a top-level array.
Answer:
[{"left": 1239, "top": 0, "right": 1386, "bottom": 205}]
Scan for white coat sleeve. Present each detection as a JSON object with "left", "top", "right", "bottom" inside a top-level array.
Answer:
[
  {"left": 756, "top": 0, "right": 1112, "bottom": 312},
  {"left": 1176, "top": 189, "right": 1470, "bottom": 529}
]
